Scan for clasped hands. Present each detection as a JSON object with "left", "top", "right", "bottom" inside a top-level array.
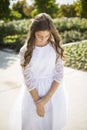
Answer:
[{"left": 35, "top": 97, "right": 46, "bottom": 117}]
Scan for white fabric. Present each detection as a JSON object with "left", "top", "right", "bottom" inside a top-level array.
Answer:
[
  {"left": 20, "top": 43, "right": 64, "bottom": 91},
  {"left": 9, "top": 43, "right": 67, "bottom": 130}
]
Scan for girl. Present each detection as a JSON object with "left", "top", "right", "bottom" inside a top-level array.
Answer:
[{"left": 19, "top": 13, "right": 67, "bottom": 130}]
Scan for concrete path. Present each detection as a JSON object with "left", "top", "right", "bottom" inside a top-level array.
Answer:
[
  {"left": 63, "top": 68, "right": 87, "bottom": 130},
  {"left": 0, "top": 50, "right": 87, "bottom": 130}
]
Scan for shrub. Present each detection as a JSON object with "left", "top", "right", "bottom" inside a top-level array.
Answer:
[
  {"left": 1, "top": 34, "right": 26, "bottom": 52},
  {"left": 53, "top": 17, "right": 87, "bottom": 32},
  {"left": 61, "top": 30, "right": 87, "bottom": 43},
  {"left": 63, "top": 41, "right": 87, "bottom": 71},
  {"left": 0, "top": 17, "right": 87, "bottom": 54}
]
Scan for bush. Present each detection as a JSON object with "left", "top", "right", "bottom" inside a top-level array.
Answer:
[
  {"left": 53, "top": 17, "right": 87, "bottom": 32},
  {"left": 1, "top": 34, "right": 26, "bottom": 52},
  {"left": 0, "top": 17, "right": 87, "bottom": 53},
  {"left": 0, "top": 19, "right": 32, "bottom": 36},
  {"left": 10, "top": 10, "right": 22, "bottom": 20},
  {"left": 63, "top": 41, "right": 87, "bottom": 71},
  {"left": 0, "top": 17, "right": 87, "bottom": 38},
  {"left": 0, "top": 19, "right": 32, "bottom": 48},
  {"left": 61, "top": 30, "right": 87, "bottom": 43}
]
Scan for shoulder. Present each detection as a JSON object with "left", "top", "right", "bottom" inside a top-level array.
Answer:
[
  {"left": 49, "top": 41, "right": 56, "bottom": 51},
  {"left": 19, "top": 44, "right": 27, "bottom": 55},
  {"left": 49, "top": 41, "right": 57, "bottom": 54},
  {"left": 49, "top": 41, "right": 62, "bottom": 59}
]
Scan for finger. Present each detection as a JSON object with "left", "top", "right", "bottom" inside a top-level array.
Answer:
[
  {"left": 37, "top": 110, "right": 45, "bottom": 117},
  {"left": 38, "top": 113, "right": 44, "bottom": 117}
]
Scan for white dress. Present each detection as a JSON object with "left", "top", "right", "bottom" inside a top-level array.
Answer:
[{"left": 13, "top": 43, "right": 67, "bottom": 130}]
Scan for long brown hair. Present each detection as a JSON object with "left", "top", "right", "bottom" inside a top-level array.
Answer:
[{"left": 21, "top": 13, "right": 64, "bottom": 67}]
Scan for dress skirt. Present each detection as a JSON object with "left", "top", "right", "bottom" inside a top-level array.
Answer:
[{"left": 21, "top": 76, "right": 67, "bottom": 130}]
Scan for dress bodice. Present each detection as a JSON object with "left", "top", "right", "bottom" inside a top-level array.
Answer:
[
  {"left": 19, "top": 42, "right": 64, "bottom": 91},
  {"left": 29, "top": 43, "right": 56, "bottom": 79}
]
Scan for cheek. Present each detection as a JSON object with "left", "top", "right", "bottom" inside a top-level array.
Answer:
[
  {"left": 35, "top": 36, "right": 40, "bottom": 41},
  {"left": 45, "top": 37, "right": 50, "bottom": 41},
  {"left": 37, "top": 37, "right": 42, "bottom": 41}
]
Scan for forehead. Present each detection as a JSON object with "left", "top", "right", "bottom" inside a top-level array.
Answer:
[{"left": 35, "top": 30, "right": 50, "bottom": 36}]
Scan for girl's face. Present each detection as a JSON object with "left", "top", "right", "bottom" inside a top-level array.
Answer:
[{"left": 35, "top": 30, "right": 51, "bottom": 47}]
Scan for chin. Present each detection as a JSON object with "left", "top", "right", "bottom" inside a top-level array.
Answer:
[{"left": 41, "top": 41, "right": 47, "bottom": 44}]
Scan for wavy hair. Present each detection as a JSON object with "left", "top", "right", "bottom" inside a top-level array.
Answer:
[{"left": 22, "top": 13, "right": 64, "bottom": 67}]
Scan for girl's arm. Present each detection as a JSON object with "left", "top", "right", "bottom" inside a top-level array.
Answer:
[
  {"left": 36, "top": 58, "right": 64, "bottom": 106},
  {"left": 36, "top": 80, "right": 59, "bottom": 105},
  {"left": 29, "top": 88, "right": 39, "bottom": 102},
  {"left": 30, "top": 88, "right": 45, "bottom": 117},
  {"left": 19, "top": 46, "right": 45, "bottom": 117}
]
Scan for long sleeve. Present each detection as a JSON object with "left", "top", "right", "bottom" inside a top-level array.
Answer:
[
  {"left": 19, "top": 46, "right": 36, "bottom": 91},
  {"left": 53, "top": 57, "right": 64, "bottom": 84}
]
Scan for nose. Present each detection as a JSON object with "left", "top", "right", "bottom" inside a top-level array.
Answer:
[
  {"left": 41, "top": 36, "right": 46, "bottom": 41},
  {"left": 40, "top": 36, "right": 44, "bottom": 40}
]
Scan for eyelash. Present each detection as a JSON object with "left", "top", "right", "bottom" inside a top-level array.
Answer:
[{"left": 37, "top": 35, "right": 49, "bottom": 38}]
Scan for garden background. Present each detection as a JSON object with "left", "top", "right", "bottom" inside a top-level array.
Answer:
[
  {"left": 0, "top": 0, "right": 87, "bottom": 130},
  {"left": 0, "top": 0, "right": 87, "bottom": 71}
]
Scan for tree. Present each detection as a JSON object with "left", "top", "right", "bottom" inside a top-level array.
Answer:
[
  {"left": 0, "top": 0, "right": 10, "bottom": 20},
  {"left": 58, "top": 4, "right": 76, "bottom": 17},
  {"left": 73, "top": 0, "right": 87, "bottom": 18},
  {"left": 12, "top": 0, "right": 34, "bottom": 18},
  {"left": 33, "top": 0, "right": 59, "bottom": 18},
  {"left": 80, "top": 0, "right": 87, "bottom": 18},
  {"left": 23, "top": 5, "right": 34, "bottom": 18},
  {"left": 9, "top": 9, "right": 22, "bottom": 20},
  {"left": 13, "top": 0, "right": 26, "bottom": 18},
  {"left": 73, "top": 1, "right": 82, "bottom": 17}
]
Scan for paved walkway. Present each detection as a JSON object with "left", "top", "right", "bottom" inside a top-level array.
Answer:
[{"left": 0, "top": 50, "right": 87, "bottom": 130}]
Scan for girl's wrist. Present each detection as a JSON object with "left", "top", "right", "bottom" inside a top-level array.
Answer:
[
  {"left": 34, "top": 92, "right": 53, "bottom": 106},
  {"left": 43, "top": 91, "right": 53, "bottom": 104},
  {"left": 35, "top": 98, "right": 45, "bottom": 106}
]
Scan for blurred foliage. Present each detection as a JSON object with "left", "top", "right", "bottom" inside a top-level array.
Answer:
[
  {"left": 1, "top": 17, "right": 87, "bottom": 36},
  {"left": 64, "top": 41, "right": 87, "bottom": 71},
  {"left": 57, "top": 4, "right": 76, "bottom": 17},
  {"left": 9, "top": 9, "right": 22, "bottom": 20},
  {"left": 73, "top": 0, "right": 87, "bottom": 18},
  {"left": 53, "top": 17, "right": 87, "bottom": 32},
  {"left": 0, "top": 0, "right": 87, "bottom": 21},
  {"left": 12, "top": 0, "right": 34, "bottom": 19},
  {"left": 80, "top": 0, "right": 87, "bottom": 18},
  {"left": 0, "top": 0, "right": 10, "bottom": 21},
  {"left": 2, "top": 34, "right": 26, "bottom": 52},
  {"left": 0, "top": 19, "right": 32, "bottom": 45},
  {"left": 13, "top": 0, "right": 27, "bottom": 18},
  {"left": 61, "top": 30, "right": 87, "bottom": 43},
  {"left": 0, "top": 17, "right": 87, "bottom": 53},
  {"left": 32, "top": 0, "right": 59, "bottom": 18},
  {"left": 73, "top": 0, "right": 82, "bottom": 17}
]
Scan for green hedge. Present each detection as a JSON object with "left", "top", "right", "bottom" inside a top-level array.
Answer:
[
  {"left": 63, "top": 41, "right": 87, "bottom": 71},
  {"left": 0, "top": 17, "right": 87, "bottom": 53},
  {"left": 53, "top": 17, "right": 87, "bottom": 32},
  {"left": 0, "top": 19, "right": 31, "bottom": 36},
  {"left": 1, "top": 34, "right": 26, "bottom": 52},
  {"left": 0, "top": 17, "right": 87, "bottom": 36},
  {"left": 61, "top": 30, "right": 87, "bottom": 43}
]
